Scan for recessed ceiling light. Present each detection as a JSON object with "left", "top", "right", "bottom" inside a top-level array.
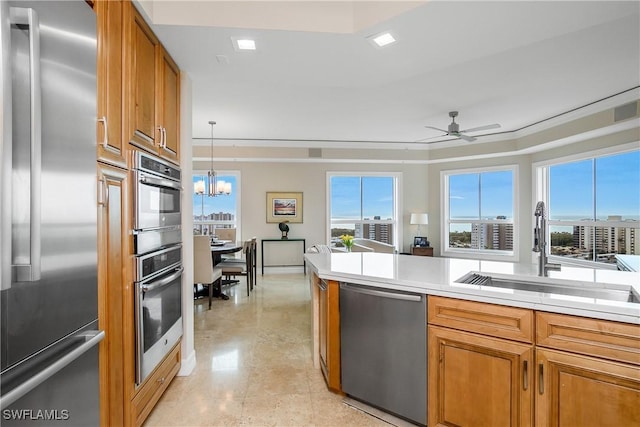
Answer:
[
  {"left": 231, "top": 37, "right": 256, "bottom": 51},
  {"left": 369, "top": 32, "right": 396, "bottom": 48}
]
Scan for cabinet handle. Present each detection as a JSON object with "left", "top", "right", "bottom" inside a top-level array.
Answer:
[
  {"left": 156, "top": 126, "right": 164, "bottom": 148},
  {"left": 97, "top": 177, "right": 108, "bottom": 207},
  {"left": 538, "top": 363, "right": 544, "bottom": 395},
  {"left": 162, "top": 127, "right": 167, "bottom": 148},
  {"left": 523, "top": 360, "right": 528, "bottom": 390},
  {"left": 97, "top": 116, "right": 108, "bottom": 148},
  {"left": 157, "top": 377, "right": 165, "bottom": 384}
]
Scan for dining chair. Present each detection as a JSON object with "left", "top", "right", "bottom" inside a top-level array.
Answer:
[
  {"left": 193, "top": 235, "right": 224, "bottom": 309},
  {"left": 218, "top": 239, "right": 253, "bottom": 296},
  {"left": 219, "top": 237, "right": 257, "bottom": 288},
  {"left": 214, "top": 228, "right": 237, "bottom": 261}
]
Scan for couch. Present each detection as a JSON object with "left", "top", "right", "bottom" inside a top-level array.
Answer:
[{"left": 352, "top": 238, "right": 396, "bottom": 253}]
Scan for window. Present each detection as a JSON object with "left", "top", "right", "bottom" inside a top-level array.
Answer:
[
  {"left": 328, "top": 173, "right": 400, "bottom": 248},
  {"left": 192, "top": 172, "right": 240, "bottom": 236},
  {"left": 443, "top": 166, "right": 517, "bottom": 259},
  {"left": 538, "top": 149, "right": 640, "bottom": 267}
]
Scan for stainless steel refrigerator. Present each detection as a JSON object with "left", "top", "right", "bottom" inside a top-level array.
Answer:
[{"left": 0, "top": 1, "right": 103, "bottom": 425}]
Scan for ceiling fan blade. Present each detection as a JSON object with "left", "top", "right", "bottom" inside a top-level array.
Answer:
[
  {"left": 424, "top": 125, "right": 449, "bottom": 133},
  {"left": 460, "top": 123, "right": 501, "bottom": 133},
  {"left": 415, "top": 134, "right": 450, "bottom": 142},
  {"left": 457, "top": 133, "right": 476, "bottom": 142}
]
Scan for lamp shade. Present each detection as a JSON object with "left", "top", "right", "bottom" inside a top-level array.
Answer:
[{"left": 410, "top": 213, "right": 429, "bottom": 225}]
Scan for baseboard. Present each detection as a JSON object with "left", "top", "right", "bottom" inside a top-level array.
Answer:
[
  {"left": 177, "top": 349, "right": 196, "bottom": 376},
  {"left": 261, "top": 266, "right": 305, "bottom": 275}
]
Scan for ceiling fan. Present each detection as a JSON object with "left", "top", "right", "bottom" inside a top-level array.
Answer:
[{"left": 419, "top": 111, "right": 501, "bottom": 142}]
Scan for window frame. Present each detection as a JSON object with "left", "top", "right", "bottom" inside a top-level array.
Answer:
[
  {"left": 441, "top": 164, "right": 519, "bottom": 261},
  {"left": 533, "top": 143, "right": 639, "bottom": 269},
  {"left": 326, "top": 171, "right": 402, "bottom": 251},
  {"left": 192, "top": 169, "right": 241, "bottom": 237}
]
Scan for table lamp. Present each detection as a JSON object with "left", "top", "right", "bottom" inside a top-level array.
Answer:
[{"left": 410, "top": 213, "right": 429, "bottom": 246}]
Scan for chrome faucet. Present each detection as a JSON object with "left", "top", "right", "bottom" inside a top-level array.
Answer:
[{"left": 533, "top": 201, "right": 561, "bottom": 277}]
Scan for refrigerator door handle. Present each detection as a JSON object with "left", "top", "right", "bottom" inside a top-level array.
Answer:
[
  {"left": 0, "top": 330, "right": 105, "bottom": 410},
  {"left": 1, "top": 1, "right": 13, "bottom": 290},
  {"left": 9, "top": 6, "right": 42, "bottom": 283}
]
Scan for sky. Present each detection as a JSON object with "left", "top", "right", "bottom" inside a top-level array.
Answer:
[
  {"left": 449, "top": 170, "right": 513, "bottom": 220},
  {"left": 330, "top": 176, "right": 394, "bottom": 220},
  {"left": 550, "top": 150, "right": 640, "bottom": 220}
]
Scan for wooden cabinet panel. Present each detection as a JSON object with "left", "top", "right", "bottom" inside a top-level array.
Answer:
[
  {"left": 536, "top": 348, "right": 640, "bottom": 427},
  {"left": 428, "top": 325, "right": 533, "bottom": 427},
  {"left": 124, "top": 3, "right": 180, "bottom": 164},
  {"left": 131, "top": 341, "right": 181, "bottom": 426},
  {"left": 96, "top": 0, "right": 127, "bottom": 167},
  {"left": 156, "top": 48, "right": 180, "bottom": 163},
  {"left": 537, "top": 311, "right": 640, "bottom": 366},
  {"left": 97, "top": 162, "right": 130, "bottom": 427},
  {"left": 128, "top": 7, "right": 158, "bottom": 150},
  {"left": 318, "top": 279, "right": 341, "bottom": 392},
  {"left": 428, "top": 296, "right": 534, "bottom": 343},
  {"left": 411, "top": 246, "right": 433, "bottom": 256}
]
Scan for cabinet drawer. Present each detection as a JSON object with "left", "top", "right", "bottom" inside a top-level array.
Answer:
[
  {"left": 132, "top": 341, "right": 181, "bottom": 426},
  {"left": 537, "top": 311, "right": 640, "bottom": 366},
  {"left": 428, "top": 296, "right": 534, "bottom": 343}
]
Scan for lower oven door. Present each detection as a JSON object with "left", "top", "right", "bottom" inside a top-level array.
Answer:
[{"left": 135, "top": 266, "right": 183, "bottom": 385}]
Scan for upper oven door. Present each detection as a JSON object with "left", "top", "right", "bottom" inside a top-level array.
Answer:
[{"left": 135, "top": 170, "right": 182, "bottom": 230}]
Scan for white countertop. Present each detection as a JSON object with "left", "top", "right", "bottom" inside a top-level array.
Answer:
[{"left": 305, "top": 253, "right": 640, "bottom": 324}]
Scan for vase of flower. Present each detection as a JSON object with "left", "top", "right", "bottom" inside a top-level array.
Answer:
[{"left": 340, "top": 234, "right": 354, "bottom": 252}]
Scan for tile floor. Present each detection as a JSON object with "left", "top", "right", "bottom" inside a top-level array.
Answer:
[{"left": 143, "top": 273, "right": 388, "bottom": 427}]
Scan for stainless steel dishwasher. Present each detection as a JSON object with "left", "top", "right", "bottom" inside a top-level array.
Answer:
[{"left": 340, "top": 282, "right": 427, "bottom": 426}]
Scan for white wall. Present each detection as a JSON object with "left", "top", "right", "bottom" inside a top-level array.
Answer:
[{"left": 192, "top": 160, "right": 429, "bottom": 258}]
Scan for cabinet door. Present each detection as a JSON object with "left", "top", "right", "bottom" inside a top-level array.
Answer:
[
  {"left": 156, "top": 47, "right": 180, "bottom": 164},
  {"left": 126, "top": 5, "right": 159, "bottom": 152},
  {"left": 536, "top": 348, "right": 640, "bottom": 427},
  {"left": 318, "top": 280, "right": 328, "bottom": 373},
  {"left": 318, "top": 280, "right": 341, "bottom": 392},
  {"left": 428, "top": 325, "right": 533, "bottom": 427},
  {"left": 97, "top": 163, "right": 130, "bottom": 427},
  {"left": 96, "top": 0, "right": 126, "bottom": 167}
]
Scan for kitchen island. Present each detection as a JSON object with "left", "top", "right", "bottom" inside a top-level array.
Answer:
[{"left": 305, "top": 252, "right": 640, "bottom": 427}]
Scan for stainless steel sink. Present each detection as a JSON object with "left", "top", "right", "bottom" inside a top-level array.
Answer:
[{"left": 455, "top": 273, "right": 640, "bottom": 304}]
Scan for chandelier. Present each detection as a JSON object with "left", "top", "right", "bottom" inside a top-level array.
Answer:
[{"left": 194, "top": 121, "right": 231, "bottom": 197}]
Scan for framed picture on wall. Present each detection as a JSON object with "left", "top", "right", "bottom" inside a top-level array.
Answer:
[{"left": 266, "top": 192, "right": 303, "bottom": 223}]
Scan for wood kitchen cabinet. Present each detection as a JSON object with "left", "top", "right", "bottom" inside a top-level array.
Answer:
[
  {"left": 314, "top": 275, "right": 341, "bottom": 392},
  {"left": 426, "top": 297, "right": 640, "bottom": 427},
  {"left": 97, "top": 162, "right": 131, "bottom": 427},
  {"left": 535, "top": 312, "right": 640, "bottom": 426},
  {"left": 96, "top": 0, "right": 127, "bottom": 168},
  {"left": 124, "top": 3, "right": 180, "bottom": 164},
  {"left": 156, "top": 46, "right": 180, "bottom": 163},
  {"left": 130, "top": 341, "right": 181, "bottom": 426},
  {"left": 428, "top": 296, "right": 534, "bottom": 427}
]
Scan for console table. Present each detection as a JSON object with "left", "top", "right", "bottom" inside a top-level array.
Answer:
[
  {"left": 261, "top": 238, "right": 306, "bottom": 275},
  {"left": 411, "top": 246, "right": 434, "bottom": 257}
]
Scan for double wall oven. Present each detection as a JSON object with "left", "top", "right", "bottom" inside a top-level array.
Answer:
[{"left": 132, "top": 151, "right": 183, "bottom": 384}]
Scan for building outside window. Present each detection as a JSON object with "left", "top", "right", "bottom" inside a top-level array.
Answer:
[
  {"left": 442, "top": 166, "right": 517, "bottom": 260},
  {"left": 328, "top": 173, "right": 400, "bottom": 248},
  {"left": 192, "top": 172, "right": 239, "bottom": 236},
  {"left": 537, "top": 148, "right": 639, "bottom": 268}
]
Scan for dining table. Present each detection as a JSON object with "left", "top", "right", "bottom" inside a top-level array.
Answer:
[
  {"left": 210, "top": 240, "right": 244, "bottom": 299},
  {"left": 210, "top": 240, "right": 243, "bottom": 266}
]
